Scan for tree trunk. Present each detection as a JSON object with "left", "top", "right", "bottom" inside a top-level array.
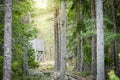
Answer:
[
  {"left": 80, "top": 36, "right": 84, "bottom": 72},
  {"left": 54, "top": 8, "right": 60, "bottom": 80},
  {"left": 91, "top": 0, "right": 97, "bottom": 78},
  {"left": 76, "top": 0, "right": 82, "bottom": 72},
  {"left": 22, "top": 37, "right": 29, "bottom": 76},
  {"left": 60, "top": 0, "right": 66, "bottom": 80},
  {"left": 21, "top": 12, "right": 30, "bottom": 76},
  {"left": 96, "top": 0, "right": 104, "bottom": 80},
  {"left": 112, "top": 0, "right": 119, "bottom": 76},
  {"left": 76, "top": 42, "right": 80, "bottom": 71},
  {"left": 23, "top": 49, "right": 29, "bottom": 76},
  {"left": 3, "top": 0, "right": 12, "bottom": 80}
]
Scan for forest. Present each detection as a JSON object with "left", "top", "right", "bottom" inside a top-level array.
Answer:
[{"left": 0, "top": 0, "right": 120, "bottom": 80}]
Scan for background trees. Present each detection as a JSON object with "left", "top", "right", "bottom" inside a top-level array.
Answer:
[
  {"left": 91, "top": 0, "right": 96, "bottom": 78},
  {"left": 0, "top": 0, "right": 120, "bottom": 80},
  {"left": 65, "top": 0, "right": 120, "bottom": 79},
  {"left": 0, "top": 0, "right": 38, "bottom": 79}
]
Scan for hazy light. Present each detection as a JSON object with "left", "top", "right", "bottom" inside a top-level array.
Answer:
[{"left": 34, "top": 0, "right": 47, "bottom": 9}]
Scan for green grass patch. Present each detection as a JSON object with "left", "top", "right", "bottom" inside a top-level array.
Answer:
[{"left": 73, "top": 71, "right": 90, "bottom": 77}]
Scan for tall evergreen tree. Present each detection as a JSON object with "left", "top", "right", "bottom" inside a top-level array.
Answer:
[
  {"left": 3, "top": 0, "right": 12, "bottom": 80},
  {"left": 96, "top": 0, "right": 104, "bottom": 80},
  {"left": 60, "top": 0, "right": 66, "bottom": 80},
  {"left": 91, "top": 0, "right": 96, "bottom": 78},
  {"left": 112, "top": 0, "right": 119, "bottom": 76}
]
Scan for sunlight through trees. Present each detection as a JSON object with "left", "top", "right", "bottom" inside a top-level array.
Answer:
[{"left": 0, "top": 0, "right": 120, "bottom": 80}]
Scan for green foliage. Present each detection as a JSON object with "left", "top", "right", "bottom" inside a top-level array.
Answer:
[
  {"left": 105, "top": 55, "right": 113, "bottom": 66},
  {"left": 73, "top": 71, "right": 90, "bottom": 77},
  {"left": 0, "top": 0, "right": 120, "bottom": 79},
  {"left": 0, "top": 56, "right": 3, "bottom": 79},
  {"left": 83, "top": 43, "right": 91, "bottom": 64},
  {"left": 108, "top": 70, "right": 119, "bottom": 80},
  {"left": 28, "top": 59, "right": 39, "bottom": 68},
  {"left": 0, "top": 2, "right": 4, "bottom": 80},
  {"left": 0, "top": 3, "right": 4, "bottom": 56},
  {"left": 66, "top": 0, "right": 120, "bottom": 77},
  {"left": 12, "top": 61, "right": 23, "bottom": 76},
  {"left": 0, "top": 0, "right": 38, "bottom": 79},
  {"left": 105, "top": 32, "right": 120, "bottom": 45}
]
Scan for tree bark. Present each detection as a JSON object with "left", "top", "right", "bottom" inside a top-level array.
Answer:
[
  {"left": 21, "top": 12, "right": 30, "bottom": 76},
  {"left": 54, "top": 8, "right": 60, "bottom": 80},
  {"left": 22, "top": 37, "right": 29, "bottom": 76},
  {"left": 76, "top": 0, "right": 83, "bottom": 72},
  {"left": 96, "top": 0, "right": 104, "bottom": 80},
  {"left": 91, "top": 0, "right": 97, "bottom": 78},
  {"left": 60, "top": 0, "right": 66, "bottom": 80},
  {"left": 23, "top": 49, "right": 29, "bottom": 76},
  {"left": 80, "top": 36, "right": 84, "bottom": 72},
  {"left": 3, "top": 0, "right": 12, "bottom": 80},
  {"left": 76, "top": 41, "right": 80, "bottom": 71},
  {"left": 76, "top": 0, "right": 80, "bottom": 71},
  {"left": 112, "top": 0, "right": 119, "bottom": 76}
]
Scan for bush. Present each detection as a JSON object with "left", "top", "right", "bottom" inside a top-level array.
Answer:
[{"left": 108, "top": 70, "right": 119, "bottom": 80}]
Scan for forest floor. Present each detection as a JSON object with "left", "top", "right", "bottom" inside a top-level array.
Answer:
[{"left": 29, "top": 61, "right": 94, "bottom": 80}]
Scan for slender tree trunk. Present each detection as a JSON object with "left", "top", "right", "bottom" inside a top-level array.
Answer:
[
  {"left": 76, "top": 1, "right": 80, "bottom": 71},
  {"left": 76, "top": 42, "right": 80, "bottom": 71},
  {"left": 76, "top": 0, "right": 83, "bottom": 72},
  {"left": 22, "top": 37, "right": 29, "bottom": 76},
  {"left": 91, "top": 0, "right": 97, "bottom": 78},
  {"left": 3, "top": 0, "right": 12, "bottom": 80},
  {"left": 23, "top": 49, "right": 29, "bottom": 76},
  {"left": 79, "top": 0, "right": 84, "bottom": 72},
  {"left": 96, "top": 0, "right": 104, "bottom": 80},
  {"left": 54, "top": 8, "right": 60, "bottom": 80},
  {"left": 21, "top": 12, "right": 30, "bottom": 76},
  {"left": 60, "top": 0, "right": 66, "bottom": 80},
  {"left": 80, "top": 36, "right": 84, "bottom": 72},
  {"left": 112, "top": 0, "right": 119, "bottom": 76}
]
